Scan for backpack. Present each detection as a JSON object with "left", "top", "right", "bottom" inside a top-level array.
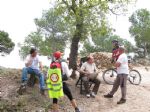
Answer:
[
  {"left": 50, "top": 60, "right": 68, "bottom": 81},
  {"left": 46, "top": 62, "right": 64, "bottom": 99}
]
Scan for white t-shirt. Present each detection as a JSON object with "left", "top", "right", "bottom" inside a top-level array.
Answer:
[
  {"left": 81, "top": 62, "right": 97, "bottom": 74},
  {"left": 25, "top": 55, "right": 41, "bottom": 70},
  {"left": 117, "top": 53, "right": 129, "bottom": 75},
  {"left": 61, "top": 62, "right": 72, "bottom": 77}
]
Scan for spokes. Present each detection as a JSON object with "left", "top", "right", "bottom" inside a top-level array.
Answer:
[
  {"left": 129, "top": 70, "right": 141, "bottom": 85},
  {"left": 103, "top": 69, "right": 117, "bottom": 85}
]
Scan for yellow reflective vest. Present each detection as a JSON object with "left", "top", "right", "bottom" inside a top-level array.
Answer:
[{"left": 46, "top": 68, "right": 64, "bottom": 99}]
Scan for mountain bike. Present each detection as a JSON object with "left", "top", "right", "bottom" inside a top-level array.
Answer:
[{"left": 102, "top": 67, "right": 141, "bottom": 85}]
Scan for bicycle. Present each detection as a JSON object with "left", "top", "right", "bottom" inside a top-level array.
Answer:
[{"left": 102, "top": 66, "right": 142, "bottom": 85}]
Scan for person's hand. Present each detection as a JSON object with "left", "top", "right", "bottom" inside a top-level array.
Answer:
[
  {"left": 39, "top": 65, "right": 43, "bottom": 71},
  {"left": 85, "top": 71, "right": 90, "bottom": 76},
  {"left": 28, "top": 57, "right": 33, "bottom": 65},
  {"left": 26, "top": 57, "right": 33, "bottom": 67}
]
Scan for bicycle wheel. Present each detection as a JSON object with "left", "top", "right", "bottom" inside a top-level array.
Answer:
[
  {"left": 103, "top": 68, "right": 117, "bottom": 85},
  {"left": 129, "top": 69, "right": 141, "bottom": 85}
]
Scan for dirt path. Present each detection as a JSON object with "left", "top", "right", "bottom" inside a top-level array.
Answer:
[{"left": 0, "top": 67, "right": 150, "bottom": 112}]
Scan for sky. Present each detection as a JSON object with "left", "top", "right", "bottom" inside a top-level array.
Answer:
[{"left": 0, "top": 0, "right": 150, "bottom": 68}]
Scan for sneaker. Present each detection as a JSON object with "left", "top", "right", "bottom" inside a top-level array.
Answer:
[
  {"left": 104, "top": 94, "right": 113, "bottom": 98},
  {"left": 86, "top": 94, "right": 91, "bottom": 98},
  {"left": 117, "top": 98, "right": 126, "bottom": 104},
  {"left": 21, "top": 80, "right": 27, "bottom": 86},
  {"left": 91, "top": 92, "right": 96, "bottom": 98},
  {"left": 75, "top": 108, "right": 80, "bottom": 112},
  {"left": 17, "top": 82, "right": 27, "bottom": 95}
]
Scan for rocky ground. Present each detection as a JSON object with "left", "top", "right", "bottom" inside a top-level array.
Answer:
[{"left": 0, "top": 67, "right": 150, "bottom": 112}]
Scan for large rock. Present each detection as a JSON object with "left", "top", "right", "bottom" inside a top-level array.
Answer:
[
  {"left": 90, "top": 52, "right": 112, "bottom": 69},
  {"left": 136, "top": 58, "right": 150, "bottom": 66}
]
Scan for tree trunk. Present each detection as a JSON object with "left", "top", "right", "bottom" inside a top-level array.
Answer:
[
  {"left": 69, "top": 30, "right": 80, "bottom": 69},
  {"left": 69, "top": 0, "right": 84, "bottom": 70},
  {"left": 144, "top": 43, "right": 148, "bottom": 58}
]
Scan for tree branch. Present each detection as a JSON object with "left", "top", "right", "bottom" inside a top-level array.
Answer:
[
  {"left": 62, "top": 0, "right": 70, "bottom": 9},
  {"left": 71, "top": 0, "right": 77, "bottom": 13},
  {"left": 108, "top": 8, "right": 122, "bottom": 15},
  {"left": 108, "top": 7, "right": 128, "bottom": 16},
  {"left": 61, "top": 0, "right": 77, "bottom": 13}
]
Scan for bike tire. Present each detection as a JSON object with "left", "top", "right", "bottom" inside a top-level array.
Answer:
[
  {"left": 129, "top": 69, "right": 142, "bottom": 85},
  {"left": 102, "top": 68, "right": 117, "bottom": 85}
]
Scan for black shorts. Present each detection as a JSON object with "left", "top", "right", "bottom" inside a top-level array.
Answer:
[{"left": 53, "top": 82, "right": 73, "bottom": 104}]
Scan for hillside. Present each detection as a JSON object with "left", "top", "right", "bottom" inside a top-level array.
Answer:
[{"left": 0, "top": 67, "right": 150, "bottom": 112}]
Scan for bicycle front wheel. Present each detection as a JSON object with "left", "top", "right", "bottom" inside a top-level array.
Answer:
[
  {"left": 102, "top": 68, "right": 117, "bottom": 85},
  {"left": 129, "top": 70, "right": 142, "bottom": 85}
]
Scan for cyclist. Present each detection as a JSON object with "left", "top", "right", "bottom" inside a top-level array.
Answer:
[{"left": 111, "top": 40, "right": 121, "bottom": 63}]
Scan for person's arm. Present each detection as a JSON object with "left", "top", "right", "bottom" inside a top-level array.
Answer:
[
  {"left": 80, "top": 63, "right": 89, "bottom": 75},
  {"left": 111, "top": 49, "right": 115, "bottom": 63},
  {"left": 25, "top": 56, "right": 32, "bottom": 67},
  {"left": 62, "top": 62, "right": 72, "bottom": 77},
  {"left": 115, "top": 62, "right": 121, "bottom": 68},
  {"left": 94, "top": 63, "right": 98, "bottom": 73},
  {"left": 38, "top": 56, "right": 43, "bottom": 71},
  {"left": 39, "top": 62, "right": 43, "bottom": 71},
  {"left": 115, "top": 55, "right": 122, "bottom": 68}
]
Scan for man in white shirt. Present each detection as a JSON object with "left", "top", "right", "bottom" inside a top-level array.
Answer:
[
  {"left": 21, "top": 48, "right": 45, "bottom": 95},
  {"left": 104, "top": 46, "right": 129, "bottom": 104},
  {"left": 80, "top": 56, "right": 101, "bottom": 98}
]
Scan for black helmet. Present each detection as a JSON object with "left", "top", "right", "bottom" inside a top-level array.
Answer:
[{"left": 112, "top": 40, "right": 119, "bottom": 46}]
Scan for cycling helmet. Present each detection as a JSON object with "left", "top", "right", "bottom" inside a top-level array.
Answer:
[
  {"left": 53, "top": 51, "right": 62, "bottom": 59},
  {"left": 112, "top": 40, "right": 119, "bottom": 44}
]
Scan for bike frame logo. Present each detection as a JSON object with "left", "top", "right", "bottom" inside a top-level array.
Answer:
[{"left": 50, "top": 73, "right": 59, "bottom": 82}]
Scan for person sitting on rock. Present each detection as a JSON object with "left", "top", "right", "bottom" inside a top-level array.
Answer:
[
  {"left": 21, "top": 48, "right": 45, "bottom": 95},
  {"left": 80, "top": 56, "right": 101, "bottom": 98}
]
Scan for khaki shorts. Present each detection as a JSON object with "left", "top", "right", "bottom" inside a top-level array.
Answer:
[{"left": 88, "top": 72, "right": 98, "bottom": 80}]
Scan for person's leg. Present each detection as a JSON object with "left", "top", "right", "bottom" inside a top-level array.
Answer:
[
  {"left": 82, "top": 76, "right": 90, "bottom": 95},
  {"left": 120, "top": 74, "right": 128, "bottom": 99},
  {"left": 33, "top": 69, "right": 45, "bottom": 90},
  {"left": 104, "top": 75, "right": 120, "bottom": 98},
  {"left": 19, "top": 67, "right": 33, "bottom": 95},
  {"left": 21, "top": 67, "right": 29, "bottom": 82},
  {"left": 63, "top": 82, "right": 80, "bottom": 112},
  {"left": 117, "top": 74, "right": 128, "bottom": 104},
  {"left": 63, "top": 82, "right": 74, "bottom": 101},
  {"left": 39, "top": 72, "right": 45, "bottom": 90},
  {"left": 109, "top": 75, "right": 120, "bottom": 96},
  {"left": 52, "top": 98, "right": 59, "bottom": 112},
  {"left": 91, "top": 78, "right": 101, "bottom": 94}
]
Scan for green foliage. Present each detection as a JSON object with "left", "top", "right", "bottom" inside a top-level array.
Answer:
[
  {"left": 129, "top": 9, "right": 150, "bottom": 57},
  {"left": 0, "top": 30, "right": 15, "bottom": 54},
  {"left": 20, "top": 8, "right": 70, "bottom": 58},
  {"left": 53, "top": 0, "right": 135, "bottom": 69},
  {"left": 35, "top": 9, "right": 71, "bottom": 53},
  {"left": 19, "top": 32, "right": 44, "bottom": 59},
  {"left": 81, "top": 34, "right": 134, "bottom": 56},
  {"left": 20, "top": 0, "right": 135, "bottom": 68}
]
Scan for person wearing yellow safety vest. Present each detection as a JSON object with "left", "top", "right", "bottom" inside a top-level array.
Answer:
[{"left": 47, "top": 51, "right": 80, "bottom": 112}]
